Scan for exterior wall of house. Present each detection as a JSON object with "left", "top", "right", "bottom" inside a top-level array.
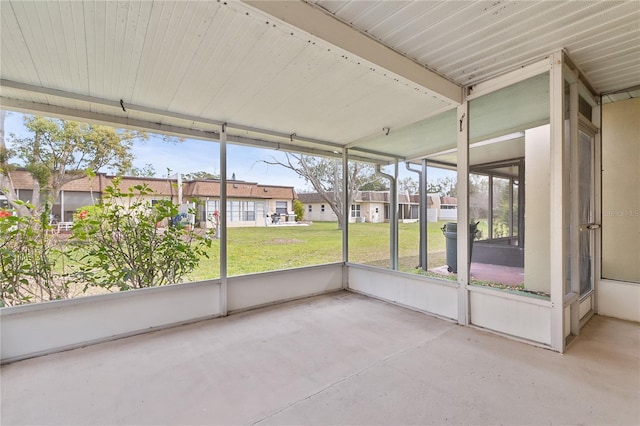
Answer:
[
  {"left": 6, "top": 170, "right": 295, "bottom": 229},
  {"left": 598, "top": 97, "right": 640, "bottom": 323},
  {"left": 304, "top": 202, "right": 338, "bottom": 222},
  {"left": 202, "top": 199, "right": 293, "bottom": 228},
  {"left": 361, "top": 202, "right": 385, "bottom": 223},
  {"left": 427, "top": 193, "right": 440, "bottom": 222}
]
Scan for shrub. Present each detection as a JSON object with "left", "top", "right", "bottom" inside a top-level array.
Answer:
[
  {"left": 0, "top": 203, "right": 68, "bottom": 306},
  {"left": 293, "top": 199, "right": 304, "bottom": 222},
  {"left": 70, "top": 179, "right": 212, "bottom": 291}
]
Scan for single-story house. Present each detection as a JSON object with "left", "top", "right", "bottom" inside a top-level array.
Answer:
[
  {"left": 298, "top": 191, "right": 458, "bottom": 224},
  {"left": 3, "top": 169, "right": 296, "bottom": 228},
  {"left": 298, "top": 191, "right": 418, "bottom": 223}
]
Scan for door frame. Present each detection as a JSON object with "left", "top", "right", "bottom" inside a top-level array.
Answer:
[{"left": 566, "top": 71, "right": 601, "bottom": 341}]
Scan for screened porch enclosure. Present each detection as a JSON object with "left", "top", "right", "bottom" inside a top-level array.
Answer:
[{"left": 1, "top": 0, "right": 639, "bottom": 369}]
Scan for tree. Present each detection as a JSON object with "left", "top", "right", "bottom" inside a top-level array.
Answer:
[
  {"left": 292, "top": 199, "right": 304, "bottom": 222},
  {"left": 359, "top": 179, "right": 388, "bottom": 191},
  {"left": 264, "top": 153, "right": 380, "bottom": 229},
  {"left": 0, "top": 111, "right": 30, "bottom": 216},
  {"left": 399, "top": 177, "right": 419, "bottom": 194},
  {"left": 124, "top": 163, "right": 156, "bottom": 177},
  {"left": 427, "top": 176, "right": 457, "bottom": 197},
  {"left": 5, "top": 115, "right": 145, "bottom": 214},
  {"left": 182, "top": 171, "right": 220, "bottom": 181}
]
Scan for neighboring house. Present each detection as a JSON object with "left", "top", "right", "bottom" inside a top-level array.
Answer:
[
  {"left": 298, "top": 191, "right": 418, "bottom": 224},
  {"left": 3, "top": 169, "right": 295, "bottom": 228},
  {"left": 425, "top": 193, "right": 458, "bottom": 222},
  {"left": 298, "top": 190, "right": 457, "bottom": 224},
  {"left": 297, "top": 192, "right": 339, "bottom": 222},
  {"left": 183, "top": 180, "right": 296, "bottom": 228}
]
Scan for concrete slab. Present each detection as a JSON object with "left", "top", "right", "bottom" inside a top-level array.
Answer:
[{"left": 1, "top": 292, "right": 638, "bottom": 425}]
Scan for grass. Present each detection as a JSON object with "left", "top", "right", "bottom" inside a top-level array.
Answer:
[
  {"left": 187, "top": 221, "right": 451, "bottom": 280},
  {"left": 49, "top": 220, "right": 538, "bottom": 301}
]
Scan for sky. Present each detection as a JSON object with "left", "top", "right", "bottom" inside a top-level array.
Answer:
[{"left": 3, "top": 111, "right": 453, "bottom": 191}]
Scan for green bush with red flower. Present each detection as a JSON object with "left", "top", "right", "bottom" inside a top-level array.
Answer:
[
  {"left": 0, "top": 202, "right": 66, "bottom": 307},
  {"left": 69, "top": 179, "right": 213, "bottom": 291}
]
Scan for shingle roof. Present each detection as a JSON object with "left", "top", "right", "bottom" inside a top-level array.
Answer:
[
  {"left": 298, "top": 191, "right": 414, "bottom": 204},
  {"left": 297, "top": 192, "right": 336, "bottom": 203},
  {"left": 7, "top": 169, "right": 295, "bottom": 200}
]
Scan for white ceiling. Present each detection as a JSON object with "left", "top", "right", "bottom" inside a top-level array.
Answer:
[
  {"left": 310, "top": 0, "right": 640, "bottom": 93},
  {"left": 1, "top": 1, "right": 638, "bottom": 162}
]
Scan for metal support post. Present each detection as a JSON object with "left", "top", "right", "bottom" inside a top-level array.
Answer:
[
  {"left": 549, "top": 51, "right": 567, "bottom": 352},
  {"left": 376, "top": 163, "right": 398, "bottom": 270},
  {"left": 220, "top": 125, "right": 228, "bottom": 316},
  {"left": 456, "top": 101, "right": 470, "bottom": 326},
  {"left": 406, "top": 161, "right": 427, "bottom": 271},
  {"left": 342, "top": 149, "right": 349, "bottom": 289}
]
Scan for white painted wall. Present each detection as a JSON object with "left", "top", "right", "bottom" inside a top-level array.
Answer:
[
  {"left": 1, "top": 280, "right": 221, "bottom": 363},
  {"left": 594, "top": 98, "right": 640, "bottom": 324},
  {"left": 227, "top": 263, "right": 343, "bottom": 312},
  {"left": 1, "top": 264, "right": 345, "bottom": 363},
  {"left": 524, "top": 124, "right": 551, "bottom": 293},
  {"left": 601, "top": 98, "right": 640, "bottom": 283},
  {"left": 427, "top": 208, "right": 438, "bottom": 222},
  {"left": 439, "top": 207, "right": 458, "bottom": 220},
  {"left": 598, "top": 279, "right": 640, "bottom": 323},
  {"left": 362, "top": 202, "right": 385, "bottom": 223},
  {"left": 469, "top": 287, "right": 552, "bottom": 345},
  {"left": 304, "top": 202, "right": 339, "bottom": 222},
  {"left": 347, "top": 265, "right": 458, "bottom": 320}
]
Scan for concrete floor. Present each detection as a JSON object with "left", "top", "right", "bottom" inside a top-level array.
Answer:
[{"left": 1, "top": 291, "right": 638, "bottom": 425}]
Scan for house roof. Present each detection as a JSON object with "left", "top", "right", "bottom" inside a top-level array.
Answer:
[
  {"left": 183, "top": 180, "right": 295, "bottom": 200},
  {"left": 298, "top": 191, "right": 414, "bottom": 204},
  {"left": 7, "top": 170, "right": 295, "bottom": 200},
  {"left": 297, "top": 193, "right": 334, "bottom": 204}
]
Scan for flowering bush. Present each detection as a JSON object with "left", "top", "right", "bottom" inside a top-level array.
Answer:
[
  {"left": 0, "top": 203, "right": 67, "bottom": 307},
  {"left": 70, "top": 179, "right": 213, "bottom": 291}
]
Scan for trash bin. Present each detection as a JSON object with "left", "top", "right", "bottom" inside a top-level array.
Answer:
[{"left": 441, "top": 222, "right": 479, "bottom": 273}]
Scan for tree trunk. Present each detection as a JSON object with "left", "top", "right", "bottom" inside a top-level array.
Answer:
[{"left": 0, "top": 110, "right": 31, "bottom": 216}]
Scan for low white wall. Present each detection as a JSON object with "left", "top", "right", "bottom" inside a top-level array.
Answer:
[
  {"left": 228, "top": 263, "right": 343, "bottom": 312},
  {"left": 439, "top": 208, "right": 458, "bottom": 221},
  {"left": 1, "top": 280, "right": 221, "bottom": 363},
  {"left": 597, "top": 279, "right": 640, "bottom": 323},
  {"left": 347, "top": 264, "right": 458, "bottom": 320},
  {"left": 469, "top": 287, "right": 552, "bottom": 345},
  {"left": 427, "top": 208, "right": 438, "bottom": 223}
]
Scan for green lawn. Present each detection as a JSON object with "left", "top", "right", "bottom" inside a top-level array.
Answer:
[{"left": 187, "top": 221, "right": 452, "bottom": 280}]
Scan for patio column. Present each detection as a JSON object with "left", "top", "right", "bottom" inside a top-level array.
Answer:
[
  {"left": 342, "top": 148, "right": 349, "bottom": 289},
  {"left": 376, "top": 162, "right": 398, "bottom": 270},
  {"left": 405, "top": 161, "right": 427, "bottom": 271},
  {"left": 456, "top": 100, "right": 470, "bottom": 326},
  {"left": 220, "top": 124, "right": 228, "bottom": 316},
  {"left": 549, "top": 51, "right": 567, "bottom": 352}
]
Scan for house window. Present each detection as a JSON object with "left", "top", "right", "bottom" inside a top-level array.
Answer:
[
  {"left": 308, "top": 205, "right": 312, "bottom": 213},
  {"left": 242, "top": 201, "right": 256, "bottom": 221},
  {"left": 275, "top": 201, "right": 288, "bottom": 214},
  {"left": 351, "top": 204, "right": 361, "bottom": 218},
  {"left": 227, "top": 201, "right": 256, "bottom": 222},
  {"left": 321, "top": 204, "right": 325, "bottom": 212}
]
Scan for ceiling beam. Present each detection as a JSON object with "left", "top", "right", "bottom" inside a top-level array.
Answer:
[
  {"left": 244, "top": 0, "right": 462, "bottom": 104},
  {"left": 1, "top": 96, "right": 387, "bottom": 164}
]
